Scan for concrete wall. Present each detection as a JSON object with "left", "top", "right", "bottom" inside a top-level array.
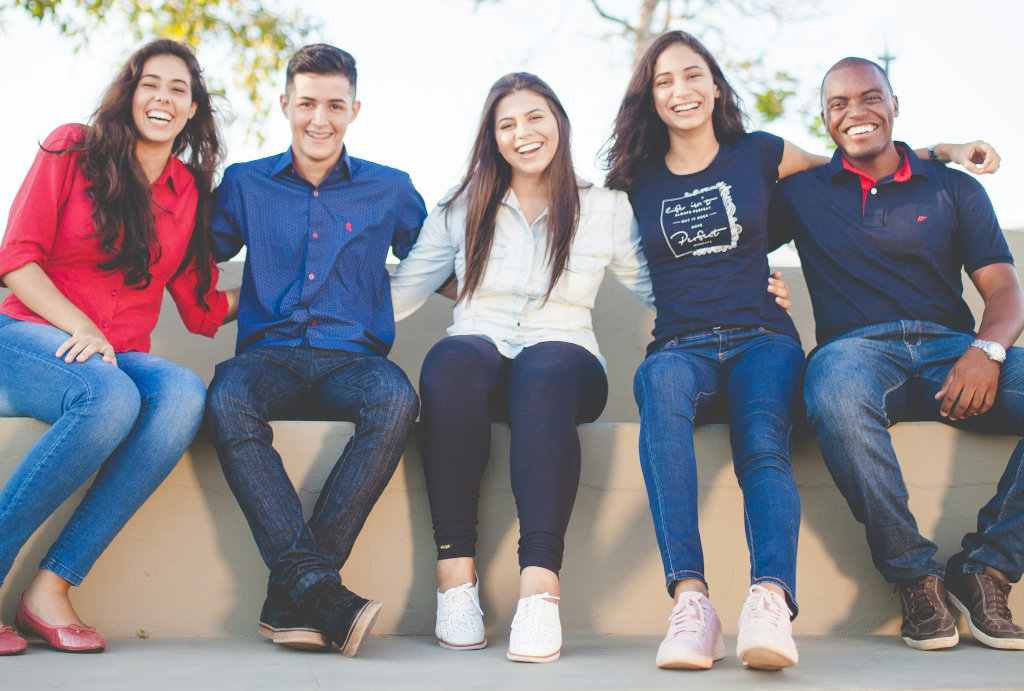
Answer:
[{"left": 2, "top": 241, "right": 1024, "bottom": 638}]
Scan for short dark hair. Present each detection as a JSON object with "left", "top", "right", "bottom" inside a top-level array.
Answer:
[
  {"left": 820, "top": 57, "right": 892, "bottom": 108},
  {"left": 285, "top": 44, "right": 357, "bottom": 95}
]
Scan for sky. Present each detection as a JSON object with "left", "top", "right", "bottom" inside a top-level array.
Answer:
[{"left": 2, "top": 0, "right": 1022, "bottom": 252}]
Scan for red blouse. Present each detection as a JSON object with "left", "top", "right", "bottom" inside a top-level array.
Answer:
[{"left": 0, "top": 124, "right": 228, "bottom": 353}]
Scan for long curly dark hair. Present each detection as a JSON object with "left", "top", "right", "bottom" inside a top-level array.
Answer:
[
  {"left": 446, "top": 72, "right": 583, "bottom": 304},
  {"left": 604, "top": 31, "right": 746, "bottom": 192},
  {"left": 54, "top": 39, "right": 224, "bottom": 307}
]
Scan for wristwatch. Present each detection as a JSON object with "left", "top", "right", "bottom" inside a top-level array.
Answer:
[{"left": 970, "top": 339, "right": 1007, "bottom": 363}]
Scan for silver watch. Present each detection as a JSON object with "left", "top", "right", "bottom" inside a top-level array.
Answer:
[{"left": 970, "top": 339, "right": 1007, "bottom": 363}]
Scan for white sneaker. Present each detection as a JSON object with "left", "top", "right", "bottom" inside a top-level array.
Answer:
[
  {"left": 736, "top": 584, "right": 798, "bottom": 669},
  {"left": 656, "top": 591, "right": 725, "bottom": 669},
  {"left": 507, "top": 593, "right": 561, "bottom": 663},
  {"left": 435, "top": 580, "right": 486, "bottom": 650}
]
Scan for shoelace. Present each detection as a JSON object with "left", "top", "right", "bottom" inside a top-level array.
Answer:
[
  {"left": 667, "top": 595, "right": 707, "bottom": 637},
  {"left": 743, "top": 586, "right": 789, "bottom": 628},
  {"left": 979, "top": 575, "right": 1013, "bottom": 620},
  {"left": 443, "top": 581, "right": 483, "bottom": 615},
  {"left": 511, "top": 592, "right": 559, "bottom": 631},
  {"left": 0, "top": 626, "right": 16, "bottom": 634},
  {"left": 903, "top": 580, "right": 937, "bottom": 619}
]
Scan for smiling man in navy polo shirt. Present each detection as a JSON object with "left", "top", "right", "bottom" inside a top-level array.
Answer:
[
  {"left": 770, "top": 57, "right": 1024, "bottom": 652},
  {"left": 205, "top": 44, "right": 426, "bottom": 657}
]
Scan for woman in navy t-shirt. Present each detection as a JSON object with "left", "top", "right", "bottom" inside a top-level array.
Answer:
[{"left": 604, "top": 31, "right": 824, "bottom": 672}]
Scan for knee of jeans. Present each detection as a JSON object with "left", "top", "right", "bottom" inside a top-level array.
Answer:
[
  {"left": 367, "top": 370, "right": 419, "bottom": 425},
  {"left": 804, "top": 363, "right": 876, "bottom": 428},
  {"left": 204, "top": 374, "right": 261, "bottom": 435},
  {"left": 67, "top": 366, "right": 142, "bottom": 433},
  {"left": 735, "top": 451, "right": 795, "bottom": 487},
  {"left": 148, "top": 367, "right": 207, "bottom": 422}
]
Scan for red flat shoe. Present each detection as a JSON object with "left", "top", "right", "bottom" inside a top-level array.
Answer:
[
  {"left": 16, "top": 596, "right": 105, "bottom": 653},
  {"left": 0, "top": 626, "right": 27, "bottom": 655}
]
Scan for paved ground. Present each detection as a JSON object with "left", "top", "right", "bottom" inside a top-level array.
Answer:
[{"left": 4, "top": 634, "right": 1024, "bottom": 690}]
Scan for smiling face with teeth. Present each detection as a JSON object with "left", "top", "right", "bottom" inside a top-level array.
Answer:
[
  {"left": 651, "top": 43, "right": 720, "bottom": 140},
  {"left": 493, "top": 89, "right": 560, "bottom": 184},
  {"left": 281, "top": 72, "right": 361, "bottom": 186},
  {"left": 131, "top": 54, "right": 198, "bottom": 157},
  {"left": 822, "top": 61, "right": 901, "bottom": 178}
]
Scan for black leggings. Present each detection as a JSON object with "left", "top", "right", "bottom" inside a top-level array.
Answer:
[{"left": 419, "top": 335, "right": 608, "bottom": 573}]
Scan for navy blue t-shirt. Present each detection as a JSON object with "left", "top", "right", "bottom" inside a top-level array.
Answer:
[
  {"left": 628, "top": 131, "right": 798, "bottom": 352},
  {"left": 768, "top": 145, "right": 1012, "bottom": 347}
]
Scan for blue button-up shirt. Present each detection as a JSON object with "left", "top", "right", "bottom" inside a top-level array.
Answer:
[{"left": 213, "top": 148, "right": 426, "bottom": 355}]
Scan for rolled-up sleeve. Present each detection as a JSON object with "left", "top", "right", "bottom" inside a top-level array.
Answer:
[
  {"left": 0, "top": 126, "right": 82, "bottom": 284},
  {"left": 167, "top": 255, "right": 230, "bottom": 337}
]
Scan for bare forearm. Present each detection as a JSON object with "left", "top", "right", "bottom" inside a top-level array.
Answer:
[
  {"left": 2, "top": 262, "right": 97, "bottom": 335},
  {"left": 976, "top": 283, "right": 1024, "bottom": 348}
]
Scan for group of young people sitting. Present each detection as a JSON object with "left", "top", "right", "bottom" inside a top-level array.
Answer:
[{"left": 0, "top": 33, "right": 1021, "bottom": 673}]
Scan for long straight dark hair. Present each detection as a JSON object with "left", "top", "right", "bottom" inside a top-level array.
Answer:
[
  {"left": 54, "top": 38, "right": 223, "bottom": 307},
  {"left": 445, "top": 72, "right": 582, "bottom": 303},
  {"left": 604, "top": 31, "right": 746, "bottom": 192}
]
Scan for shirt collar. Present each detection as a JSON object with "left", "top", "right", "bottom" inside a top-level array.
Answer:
[
  {"left": 154, "top": 155, "right": 189, "bottom": 196},
  {"left": 270, "top": 147, "right": 353, "bottom": 183},
  {"left": 828, "top": 141, "right": 926, "bottom": 185}
]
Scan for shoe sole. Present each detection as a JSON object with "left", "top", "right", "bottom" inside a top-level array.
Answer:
[
  {"left": 506, "top": 648, "right": 560, "bottom": 663},
  {"left": 338, "top": 599, "right": 382, "bottom": 658},
  {"left": 947, "top": 592, "right": 1024, "bottom": 650},
  {"left": 901, "top": 630, "right": 959, "bottom": 650},
  {"left": 438, "top": 636, "right": 487, "bottom": 650},
  {"left": 738, "top": 646, "right": 798, "bottom": 670},
  {"left": 258, "top": 621, "right": 332, "bottom": 651}
]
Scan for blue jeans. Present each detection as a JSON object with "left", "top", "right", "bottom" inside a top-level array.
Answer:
[
  {"left": 804, "top": 320, "right": 1024, "bottom": 583},
  {"left": 0, "top": 315, "right": 206, "bottom": 586},
  {"left": 634, "top": 327, "right": 804, "bottom": 611},
  {"left": 206, "top": 346, "right": 418, "bottom": 603}
]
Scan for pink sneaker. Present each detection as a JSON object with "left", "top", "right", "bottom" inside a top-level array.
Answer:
[
  {"left": 736, "top": 585, "right": 798, "bottom": 669},
  {"left": 656, "top": 591, "right": 725, "bottom": 669}
]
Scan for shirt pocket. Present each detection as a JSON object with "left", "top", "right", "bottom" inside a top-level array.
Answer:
[
  {"left": 550, "top": 252, "right": 606, "bottom": 305},
  {"left": 476, "top": 244, "right": 514, "bottom": 295}
]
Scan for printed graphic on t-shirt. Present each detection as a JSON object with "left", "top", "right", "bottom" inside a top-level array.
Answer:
[{"left": 660, "top": 181, "right": 741, "bottom": 258}]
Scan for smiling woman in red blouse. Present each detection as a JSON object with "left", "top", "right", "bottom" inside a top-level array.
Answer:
[{"left": 0, "top": 39, "right": 237, "bottom": 655}]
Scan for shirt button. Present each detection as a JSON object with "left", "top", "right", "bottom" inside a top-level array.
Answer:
[
  {"left": 312, "top": 231, "right": 318, "bottom": 239},
  {"left": 101, "top": 321, "right": 110, "bottom": 328},
  {"left": 308, "top": 273, "right": 315, "bottom": 281},
  {"left": 870, "top": 188, "right": 878, "bottom": 195},
  {"left": 110, "top": 289, "right": 118, "bottom": 297},
  {"left": 311, "top": 320, "right": 318, "bottom": 327},
  {"left": 313, "top": 190, "right": 319, "bottom": 197}
]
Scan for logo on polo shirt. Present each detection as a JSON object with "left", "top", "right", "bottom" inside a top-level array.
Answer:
[{"left": 660, "top": 181, "right": 742, "bottom": 258}]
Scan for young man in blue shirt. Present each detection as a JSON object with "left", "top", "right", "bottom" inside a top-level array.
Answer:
[
  {"left": 206, "top": 44, "right": 426, "bottom": 656},
  {"left": 770, "top": 57, "right": 1024, "bottom": 652}
]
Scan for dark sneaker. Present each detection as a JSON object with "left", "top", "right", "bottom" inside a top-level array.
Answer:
[
  {"left": 299, "top": 579, "right": 382, "bottom": 657},
  {"left": 897, "top": 575, "right": 959, "bottom": 650},
  {"left": 258, "top": 583, "right": 330, "bottom": 651},
  {"left": 946, "top": 571, "right": 1024, "bottom": 650}
]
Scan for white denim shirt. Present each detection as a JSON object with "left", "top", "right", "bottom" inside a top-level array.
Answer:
[{"left": 391, "top": 183, "right": 653, "bottom": 368}]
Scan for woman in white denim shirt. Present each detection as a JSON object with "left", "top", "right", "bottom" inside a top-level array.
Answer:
[{"left": 390, "top": 73, "right": 652, "bottom": 664}]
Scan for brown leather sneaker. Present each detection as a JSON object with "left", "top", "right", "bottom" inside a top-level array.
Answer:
[
  {"left": 946, "top": 571, "right": 1024, "bottom": 650},
  {"left": 897, "top": 575, "right": 959, "bottom": 650}
]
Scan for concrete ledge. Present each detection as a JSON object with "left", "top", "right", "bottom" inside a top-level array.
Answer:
[{"left": 1, "top": 418, "right": 1020, "bottom": 638}]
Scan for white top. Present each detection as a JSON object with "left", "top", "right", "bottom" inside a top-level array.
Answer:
[{"left": 390, "top": 183, "right": 654, "bottom": 368}]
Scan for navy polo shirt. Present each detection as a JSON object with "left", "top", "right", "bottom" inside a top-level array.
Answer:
[
  {"left": 629, "top": 131, "right": 798, "bottom": 353},
  {"left": 213, "top": 148, "right": 427, "bottom": 355},
  {"left": 769, "top": 144, "right": 1012, "bottom": 346}
]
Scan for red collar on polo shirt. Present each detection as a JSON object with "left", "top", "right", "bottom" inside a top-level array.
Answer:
[{"left": 841, "top": 145, "right": 913, "bottom": 214}]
